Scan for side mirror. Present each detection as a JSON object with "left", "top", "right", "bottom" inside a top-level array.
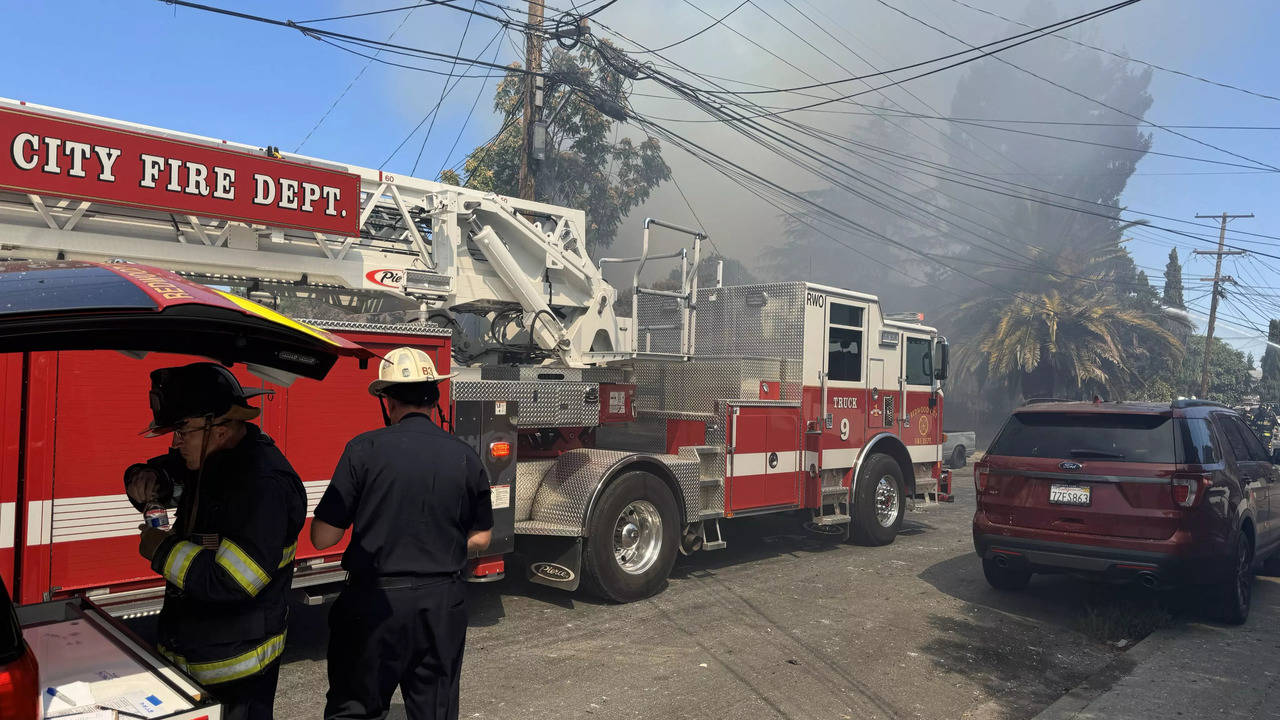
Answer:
[{"left": 934, "top": 338, "right": 950, "bottom": 381}]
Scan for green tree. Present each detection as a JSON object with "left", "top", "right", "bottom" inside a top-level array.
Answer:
[
  {"left": 1260, "top": 319, "right": 1280, "bottom": 402},
  {"left": 448, "top": 43, "right": 669, "bottom": 255},
  {"left": 937, "top": 9, "right": 1158, "bottom": 432},
  {"left": 1162, "top": 248, "right": 1185, "bottom": 308},
  {"left": 951, "top": 242, "right": 1180, "bottom": 401},
  {"left": 1175, "top": 335, "right": 1254, "bottom": 405}
]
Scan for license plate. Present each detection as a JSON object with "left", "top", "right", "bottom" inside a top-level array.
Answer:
[{"left": 1049, "top": 484, "right": 1091, "bottom": 506}]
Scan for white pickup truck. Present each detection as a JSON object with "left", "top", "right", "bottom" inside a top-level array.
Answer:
[{"left": 942, "top": 431, "right": 976, "bottom": 469}]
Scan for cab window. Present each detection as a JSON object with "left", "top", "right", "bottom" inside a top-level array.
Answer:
[
  {"left": 905, "top": 337, "right": 933, "bottom": 386},
  {"left": 827, "top": 302, "right": 864, "bottom": 382}
]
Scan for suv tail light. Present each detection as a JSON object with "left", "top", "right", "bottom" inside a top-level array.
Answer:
[
  {"left": 1171, "top": 473, "right": 1210, "bottom": 508},
  {"left": 975, "top": 463, "right": 990, "bottom": 493},
  {"left": 0, "top": 647, "right": 39, "bottom": 720}
]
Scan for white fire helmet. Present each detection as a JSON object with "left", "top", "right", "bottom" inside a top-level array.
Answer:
[{"left": 367, "top": 346, "right": 457, "bottom": 397}]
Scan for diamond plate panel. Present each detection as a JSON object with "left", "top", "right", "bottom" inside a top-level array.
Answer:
[
  {"left": 633, "top": 357, "right": 802, "bottom": 417},
  {"left": 299, "top": 318, "right": 452, "bottom": 337},
  {"left": 694, "top": 282, "right": 807, "bottom": 360},
  {"left": 515, "top": 459, "right": 556, "bottom": 522},
  {"left": 452, "top": 380, "right": 600, "bottom": 427},
  {"left": 516, "top": 449, "right": 702, "bottom": 536}
]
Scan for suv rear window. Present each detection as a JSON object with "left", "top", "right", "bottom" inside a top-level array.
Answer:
[{"left": 988, "top": 412, "right": 1195, "bottom": 463}]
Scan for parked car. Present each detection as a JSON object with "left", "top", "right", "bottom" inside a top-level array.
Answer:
[
  {"left": 943, "top": 431, "right": 976, "bottom": 469},
  {"left": 973, "top": 399, "right": 1280, "bottom": 624},
  {"left": 0, "top": 577, "right": 38, "bottom": 720}
]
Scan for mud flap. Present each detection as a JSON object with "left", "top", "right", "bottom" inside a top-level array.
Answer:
[{"left": 521, "top": 535, "right": 583, "bottom": 592}]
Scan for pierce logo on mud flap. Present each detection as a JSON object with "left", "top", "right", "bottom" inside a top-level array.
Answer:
[{"left": 531, "top": 562, "right": 576, "bottom": 583}]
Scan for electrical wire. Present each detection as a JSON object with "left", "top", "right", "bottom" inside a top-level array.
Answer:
[
  {"left": 294, "top": 4, "right": 426, "bottom": 151},
  {"left": 379, "top": 25, "right": 505, "bottom": 170},
  {"left": 946, "top": 0, "right": 1280, "bottom": 105},
  {"left": 872, "top": 0, "right": 1280, "bottom": 173},
  {"left": 438, "top": 26, "right": 508, "bottom": 178},
  {"left": 626, "top": 0, "right": 749, "bottom": 54},
  {"left": 412, "top": 0, "right": 482, "bottom": 175},
  {"left": 693, "top": 0, "right": 1141, "bottom": 97},
  {"left": 158, "top": 0, "right": 550, "bottom": 76}
]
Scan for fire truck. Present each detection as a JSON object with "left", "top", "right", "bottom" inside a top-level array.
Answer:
[{"left": 0, "top": 98, "right": 950, "bottom": 611}]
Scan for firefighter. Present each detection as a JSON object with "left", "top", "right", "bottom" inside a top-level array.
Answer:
[
  {"left": 310, "top": 347, "right": 493, "bottom": 720},
  {"left": 124, "top": 362, "right": 306, "bottom": 720}
]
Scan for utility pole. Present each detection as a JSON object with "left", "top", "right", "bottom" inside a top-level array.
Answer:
[
  {"left": 518, "top": 0, "right": 544, "bottom": 200},
  {"left": 1193, "top": 212, "right": 1252, "bottom": 398}
]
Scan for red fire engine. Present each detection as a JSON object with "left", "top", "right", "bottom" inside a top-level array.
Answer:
[{"left": 0, "top": 98, "right": 950, "bottom": 610}]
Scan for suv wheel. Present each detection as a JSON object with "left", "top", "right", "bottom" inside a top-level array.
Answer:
[
  {"left": 1212, "top": 535, "right": 1253, "bottom": 625},
  {"left": 982, "top": 556, "right": 1031, "bottom": 591}
]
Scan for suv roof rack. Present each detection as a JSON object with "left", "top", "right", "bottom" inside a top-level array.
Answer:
[
  {"left": 1170, "top": 398, "right": 1228, "bottom": 409},
  {"left": 1025, "top": 397, "right": 1071, "bottom": 404}
]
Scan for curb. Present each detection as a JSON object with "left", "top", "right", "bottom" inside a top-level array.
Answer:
[{"left": 1029, "top": 624, "right": 1193, "bottom": 720}]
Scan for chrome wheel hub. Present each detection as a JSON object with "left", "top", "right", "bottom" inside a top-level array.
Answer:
[
  {"left": 875, "top": 476, "right": 900, "bottom": 528},
  {"left": 614, "top": 501, "right": 662, "bottom": 575}
]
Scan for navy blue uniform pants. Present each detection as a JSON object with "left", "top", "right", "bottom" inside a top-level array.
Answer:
[
  {"left": 216, "top": 661, "right": 281, "bottom": 720},
  {"left": 324, "top": 577, "right": 467, "bottom": 720}
]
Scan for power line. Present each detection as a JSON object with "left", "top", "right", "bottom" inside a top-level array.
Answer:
[
  {"left": 945, "top": 0, "right": 1280, "bottom": 105},
  {"left": 378, "top": 25, "right": 506, "bottom": 170},
  {"left": 298, "top": 1, "right": 449, "bottom": 24},
  {"left": 294, "top": 3, "right": 425, "bottom": 152},
  {"left": 158, "top": 0, "right": 549, "bottom": 76},
  {"left": 438, "top": 25, "right": 508, "bottom": 177},
  {"left": 412, "top": 0, "right": 482, "bottom": 175},
  {"left": 872, "top": 0, "right": 1280, "bottom": 173},
  {"left": 692, "top": 0, "right": 1140, "bottom": 97},
  {"left": 624, "top": 0, "right": 749, "bottom": 54}
]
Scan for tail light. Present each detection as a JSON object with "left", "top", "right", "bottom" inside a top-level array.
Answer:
[
  {"left": 0, "top": 648, "right": 40, "bottom": 720},
  {"left": 489, "top": 441, "right": 511, "bottom": 459},
  {"left": 1171, "top": 473, "right": 1211, "bottom": 508},
  {"left": 975, "top": 463, "right": 990, "bottom": 493}
]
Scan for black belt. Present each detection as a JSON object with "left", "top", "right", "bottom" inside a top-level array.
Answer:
[{"left": 348, "top": 573, "right": 459, "bottom": 589}]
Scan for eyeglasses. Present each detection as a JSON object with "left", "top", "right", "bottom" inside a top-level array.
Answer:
[{"left": 172, "top": 420, "right": 229, "bottom": 440}]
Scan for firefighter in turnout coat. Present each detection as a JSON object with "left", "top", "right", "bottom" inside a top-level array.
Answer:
[{"left": 125, "top": 362, "right": 306, "bottom": 720}]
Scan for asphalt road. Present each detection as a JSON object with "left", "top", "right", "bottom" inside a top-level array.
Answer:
[{"left": 240, "top": 466, "right": 1158, "bottom": 720}]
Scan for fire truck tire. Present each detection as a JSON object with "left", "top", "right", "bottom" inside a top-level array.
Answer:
[
  {"left": 849, "top": 454, "right": 904, "bottom": 546},
  {"left": 581, "top": 471, "right": 680, "bottom": 603}
]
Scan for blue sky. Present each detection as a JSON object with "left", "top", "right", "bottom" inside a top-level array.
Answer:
[{"left": 3, "top": 0, "right": 1279, "bottom": 358}]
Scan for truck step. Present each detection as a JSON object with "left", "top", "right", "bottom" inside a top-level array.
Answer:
[
  {"left": 699, "top": 509, "right": 725, "bottom": 520},
  {"left": 702, "top": 540, "right": 727, "bottom": 551},
  {"left": 820, "top": 485, "right": 848, "bottom": 496},
  {"left": 700, "top": 477, "right": 723, "bottom": 488},
  {"left": 811, "top": 513, "right": 851, "bottom": 526}
]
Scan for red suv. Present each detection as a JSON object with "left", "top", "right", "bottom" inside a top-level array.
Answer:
[{"left": 973, "top": 399, "right": 1280, "bottom": 624}]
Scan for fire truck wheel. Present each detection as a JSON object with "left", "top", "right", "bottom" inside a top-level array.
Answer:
[
  {"left": 849, "top": 454, "right": 904, "bottom": 546},
  {"left": 582, "top": 471, "right": 680, "bottom": 603}
]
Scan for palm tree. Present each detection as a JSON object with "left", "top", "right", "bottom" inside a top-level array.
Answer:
[{"left": 948, "top": 235, "right": 1182, "bottom": 401}]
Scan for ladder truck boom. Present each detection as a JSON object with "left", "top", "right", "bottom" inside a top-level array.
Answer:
[{"left": 0, "top": 97, "right": 629, "bottom": 367}]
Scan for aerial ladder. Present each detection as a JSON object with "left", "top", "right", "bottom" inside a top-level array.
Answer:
[{"left": 0, "top": 97, "right": 694, "bottom": 369}]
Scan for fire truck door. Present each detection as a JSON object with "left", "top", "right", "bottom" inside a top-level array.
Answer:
[{"left": 728, "top": 407, "right": 802, "bottom": 511}]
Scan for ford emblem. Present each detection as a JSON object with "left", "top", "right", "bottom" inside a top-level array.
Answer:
[{"left": 1059, "top": 461, "right": 1083, "bottom": 471}]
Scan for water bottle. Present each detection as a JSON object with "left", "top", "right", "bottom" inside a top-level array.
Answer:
[{"left": 144, "top": 502, "right": 170, "bottom": 530}]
